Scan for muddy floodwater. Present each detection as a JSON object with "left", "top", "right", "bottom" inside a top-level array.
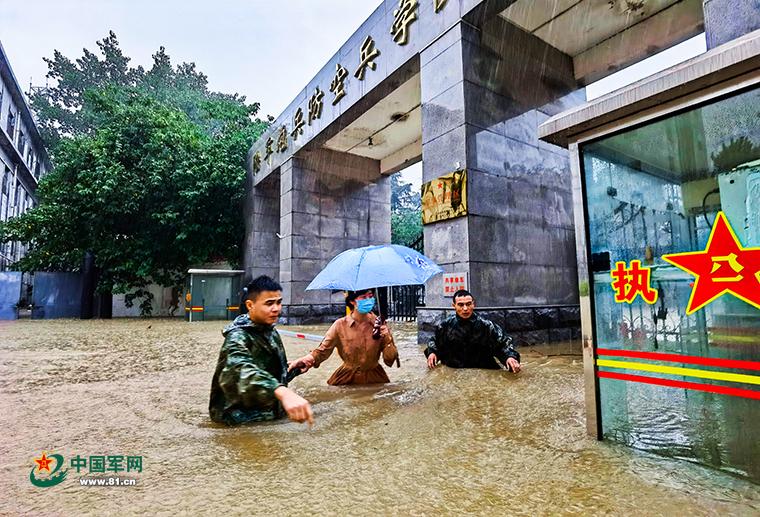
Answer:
[{"left": 1, "top": 319, "right": 758, "bottom": 516}]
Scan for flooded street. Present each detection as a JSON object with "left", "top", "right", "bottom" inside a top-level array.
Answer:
[{"left": 1, "top": 319, "right": 758, "bottom": 516}]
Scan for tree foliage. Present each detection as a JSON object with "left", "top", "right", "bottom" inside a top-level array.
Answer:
[
  {"left": 30, "top": 31, "right": 258, "bottom": 151},
  {"left": 390, "top": 174, "right": 422, "bottom": 247},
  {"left": 1, "top": 33, "right": 267, "bottom": 313}
]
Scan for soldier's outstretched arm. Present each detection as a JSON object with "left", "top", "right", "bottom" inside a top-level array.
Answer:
[{"left": 425, "top": 323, "right": 443, "bottom": 368}]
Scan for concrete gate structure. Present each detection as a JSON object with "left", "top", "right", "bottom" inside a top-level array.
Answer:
[{"left": 245, "top": 0, "right": 737, "bottom": 338}]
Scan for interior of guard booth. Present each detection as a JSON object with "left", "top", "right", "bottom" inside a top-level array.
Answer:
[{"left": 579, "top": 85, "right": 760, "bottom": 482}]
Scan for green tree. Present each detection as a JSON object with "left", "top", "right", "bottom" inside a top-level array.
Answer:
[
  {"left": 390, "top": 174, "right": 422, "bottom": 246},
  {"left": 30, "top": 31, "right": 260, "bottom": 151},
  {"left": 1, "top": 34, "right": 267, "bottom": 314}
]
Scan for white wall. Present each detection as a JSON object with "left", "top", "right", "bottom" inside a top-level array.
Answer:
[{"left": 112, "top": 284, "right": 186, "bottom": 317}]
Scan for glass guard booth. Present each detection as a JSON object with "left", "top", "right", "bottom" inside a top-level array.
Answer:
[
  {"left": 186, "top": 269, "right": 244, "bottom": 321},
  {"left": 540, "top": 38, "right": 760, "bottom": 483}
]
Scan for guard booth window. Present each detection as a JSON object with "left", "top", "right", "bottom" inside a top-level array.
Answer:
[{"left": 580, "top": 85, "right": 760, "bottom": 482}]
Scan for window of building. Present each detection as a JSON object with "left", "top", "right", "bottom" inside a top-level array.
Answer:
[
  {"left": 18, "top": 131, "right": 26, "bottom": 158},
  {"left": 6, "top": 110, "right": 16, "bottom": 138},
  {"left": 0, "top": 164, "right": 8, "bottom": 221},
  {"left": 14, "top": 185, "right": 22, "bottom": 217}
]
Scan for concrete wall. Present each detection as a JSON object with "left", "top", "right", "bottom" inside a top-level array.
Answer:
[
  {"left": 704, "top": 0, "right": 760, "bottom": 49},
  {"left": 112, "top": 285, "right": 185, "bottom": 318},
  {"left": 243, "top": 172, "right": 280, "bottom": 282},
  {"left": 275, "top": 148, "right": 391, "bottom": 323},
  {"left": 25, "top": 274, "right": 185, "bottom": 319}
]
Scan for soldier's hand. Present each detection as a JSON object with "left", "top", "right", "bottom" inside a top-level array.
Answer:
[
  {"left": 379, "top": 324, "right": 391, "bottom": 339},
  {"left": 288, "top": 354, "right": 314, "bottom": 373},
  {"left": 427, "top": 353, "right": 439, "bottom": 369},
  {"left": 506, "top": 357, "right": 521, "bottom": 373},
  {"left": 274, "top": 387, "right": 314, "bottom": 426}
]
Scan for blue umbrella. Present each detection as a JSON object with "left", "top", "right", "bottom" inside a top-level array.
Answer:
[{"left": 305, "top": 244, "right": 443, "bottom": 292}]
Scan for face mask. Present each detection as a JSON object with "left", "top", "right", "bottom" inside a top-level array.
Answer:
[{"left": 356, "top": 298, "right": 375, "bottom": 314}]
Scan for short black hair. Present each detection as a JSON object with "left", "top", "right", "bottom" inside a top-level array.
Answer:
[
  {"left": 452, "top": 289, "right": 473, "bottom": 303},
  {"left": 345, "top": 289, "right": 373, "bottom": 308},
  {"left": 241, "top": 275, "right": 282, "bottom": 308}
]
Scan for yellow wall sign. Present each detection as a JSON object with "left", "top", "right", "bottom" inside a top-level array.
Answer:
[{"left": 421, "top": 169, "right": 467, "bottom": 224}]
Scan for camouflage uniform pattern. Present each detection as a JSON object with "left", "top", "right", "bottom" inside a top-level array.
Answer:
[{"left": 209, "top": 314, "right": 289, "bottom": 425}]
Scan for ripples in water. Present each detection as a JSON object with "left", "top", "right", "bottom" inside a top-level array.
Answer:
[{"left": 1, "top": 319, "right": 758, "bottom": 516}]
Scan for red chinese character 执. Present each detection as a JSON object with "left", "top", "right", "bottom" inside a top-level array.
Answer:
[{"left": 610, "top": 260, "right": 658, "bottom": 304}]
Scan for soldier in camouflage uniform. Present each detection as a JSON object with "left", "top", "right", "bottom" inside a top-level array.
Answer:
[
  {"left": 209, "top": 276, "right": 313, "bottom": 426},
  {"left": 425, "top": 289, "right": 522, "bottom": 372}
]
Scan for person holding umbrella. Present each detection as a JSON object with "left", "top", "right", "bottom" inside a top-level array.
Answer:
[
  {"left": 293, "top": 244, "right": 443, "bottom": 384},
  {"left": 288, "top": 289, "right": 399, "bottom": 385}
]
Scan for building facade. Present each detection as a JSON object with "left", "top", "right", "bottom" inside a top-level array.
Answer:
[
  {"left": 243, "top": 0, "right": 717, "bottom": 335},
  {"left": 0, "top": 40, "right": 51, "bottom": 271}
]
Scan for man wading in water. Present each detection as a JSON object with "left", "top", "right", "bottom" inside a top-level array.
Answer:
[
  {"left": 425, "top": 289, "right": 521, "bottom": 372},
  {"left": 209, "top": 276, "right": 314, "bottom": 426}
]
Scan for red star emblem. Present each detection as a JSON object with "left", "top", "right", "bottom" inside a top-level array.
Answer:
[
  {"left": 662, "top": 212, "right": 760, "bottom": 315},
  {"left": 34, "top": 453, "right": 53, "bottom": 472}
]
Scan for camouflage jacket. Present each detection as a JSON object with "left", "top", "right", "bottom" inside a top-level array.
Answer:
[
  {"left": 209, "top": 314, "right": 289, "bottom": 425},
  {"left": 424, "top": 313, "right": 520, "bottom": 369}
]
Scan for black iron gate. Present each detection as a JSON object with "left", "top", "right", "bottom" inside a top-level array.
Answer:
[
  {"left": 388, "top": 284, "right": 425, "bottom": 321},
  {"left": 387, "top": 235, "right": 425, "bottom": 321}
]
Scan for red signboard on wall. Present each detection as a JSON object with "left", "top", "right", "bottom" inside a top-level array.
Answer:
[{"left": 442, "top": 273, "right": 468, "bottom": 295}]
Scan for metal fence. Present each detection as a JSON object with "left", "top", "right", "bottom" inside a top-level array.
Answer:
[
  {"left": 386, "top": 235, "right": 425, "bottom": 321},
  {"left": 0, "top": 271, "right": 22, "bottom": 320},
  {"left": 387, "top": 284, "right": 425, "bottom": 321}
]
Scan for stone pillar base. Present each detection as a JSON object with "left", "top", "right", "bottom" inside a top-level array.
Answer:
[
  {"left": 279, "top": 303, "right": 345, "bottom": 325},
  {"left": 417, "top": 305, "right": 581, "bottom": 353}
]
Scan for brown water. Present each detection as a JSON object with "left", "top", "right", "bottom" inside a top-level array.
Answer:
[{"left": 1, "top": 319, "right": 758, "bottom": 516}]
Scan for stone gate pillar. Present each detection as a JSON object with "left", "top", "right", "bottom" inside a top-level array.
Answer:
[
  {"left": 243, "top": 172, "right": 280, "bottom": 282},
  {"left": 277, "top": 148, "right": 390, "bottom": 323},
  {"left": 418, "top": 18, "right": 584, "bottom": 345}
]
